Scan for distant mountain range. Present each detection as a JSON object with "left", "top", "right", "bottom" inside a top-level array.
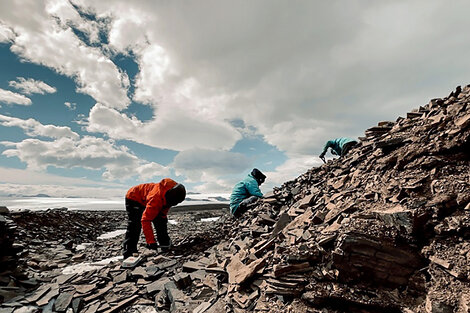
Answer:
[{"left": 6, "top": 194, "right": 51, "bottom": 198}]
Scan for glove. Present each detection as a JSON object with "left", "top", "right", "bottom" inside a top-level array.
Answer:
[
  {"left": 146, "top": 243, "right": 159, "bottom": 250},
  {"left": 319, "top": 153, "right": 326, "bottom": 163}
]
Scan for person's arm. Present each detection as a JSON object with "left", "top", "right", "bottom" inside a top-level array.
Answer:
[
  {"left": 319, "top": 140, "right": 333, "bottom": 160},
  {"left": 141, "top": 196, "right": 164, "bottom": 244},
  {"left": 246, "top": 179, "right": 263, "bottom": 198}
]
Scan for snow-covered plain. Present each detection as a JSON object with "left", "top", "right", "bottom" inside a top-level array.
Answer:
[{"left": 0, "top": 193, "right": 230, "bottom": 211}]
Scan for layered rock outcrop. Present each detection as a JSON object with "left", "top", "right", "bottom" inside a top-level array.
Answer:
[{"left": 214, "top": 84, "right": 470, "bottom": 312}]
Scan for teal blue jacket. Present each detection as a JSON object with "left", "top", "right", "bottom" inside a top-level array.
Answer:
[
  {"left": 321, "top": 137, "right": 355, "bottom": 156},
  {"left": 230, "top": 174, "right": 263, "bottom": 214}
]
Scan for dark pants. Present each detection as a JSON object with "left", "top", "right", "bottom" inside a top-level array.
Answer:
[
  {"left": 341, "top": 141, "right": 357, "bottom": 157},
  {"left": 123, "top": 198, "right": 170, "bottom": 258},
  {"left": 233, "top": 196, "right": 259, "bottom": 218}
]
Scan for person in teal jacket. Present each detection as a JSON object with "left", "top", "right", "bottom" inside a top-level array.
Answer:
[
  {"left": 230, "top": 168, "right": 266, "bottom": 217},
  {"left": 319, "top": 137, "right": 357, "bottom": 162}
]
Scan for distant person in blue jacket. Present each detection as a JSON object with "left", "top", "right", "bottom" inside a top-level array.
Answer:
[
  {"left": 230, "top": 168, "right": 266, "bottom": 217},
  {"left": 319, "top": 137, "right": 357, "bottom": 163}
]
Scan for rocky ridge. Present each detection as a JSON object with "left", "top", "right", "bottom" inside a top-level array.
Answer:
[
  {"left": 175, "top": 84, "right": 470, "bottom": 312},
  {"left": 215, "top": 85, "right": 470, "bottom": 312}
]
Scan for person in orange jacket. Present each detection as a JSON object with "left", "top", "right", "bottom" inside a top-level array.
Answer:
[{"left": 123, "top": 178, "right": 186, "bottom": 258}]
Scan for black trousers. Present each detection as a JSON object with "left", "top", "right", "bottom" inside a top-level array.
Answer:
[
  {"left": 233, "top": 196, "right": 259, "bottom": 218},
  {"left": 123, "top": 198, "right": 170, "bottom": 258},
  {"left": 341, "top": 141, "right": 358, "bottom": 157}
]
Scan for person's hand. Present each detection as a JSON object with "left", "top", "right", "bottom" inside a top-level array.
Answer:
[
  {"left": 146, "top": 243, "right": 159, "bottom": 250},
  {"left": 319, "top": 153, "right": 326, "bottom": 163}
]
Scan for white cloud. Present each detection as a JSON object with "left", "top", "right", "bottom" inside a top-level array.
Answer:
[
  {"left": 192, "top": 179, "right": 238, "bottom": 194},
  {"left": 76, "top": 0, "right": 470, "bottom": 156},
  {"left": 0, "top": 166, "right": 122, "bottom": 187},
  {"left": 87, "top": 103, "right": 241, "bottom": 151},
  {"left": 265, "top": 155, "right": 323, "bottom": 189},
  {"left": 135, "top": 163, "right": 170, "bottom": 181},
  {"left": 101, "top": 158, "right": 170, "bottom": 181},
  {"left": 47, "top": 0, "right": 102, "bottom": 44},
  {"left": 65, "top": 101, "right": 76, "bottom": 110},
  {"left": 0, "top": 167, "right": 127, "bottom": 198},
  {"left": 64, "top": 1, "right": 361, "bottom": 157},
  {"left": 132, "top": 44, "right": 172, "bottom": 104},
  {"left": 0, "top": 116, "right": 169, "bottom": 182},
  {"left": 257, "top": 118, "right": 342, "bottom": 156},
  {"left": 106, "top": 5, "right": 151, "bottom": 52},
  {"left": 171, "top": 148, "right": 252, "bottom": 194},
  {"left": 2, "top": 2, "right": 237, "bottom": 157},
  {"left": 3, "top": 137, "right": 133, "bottom": 181},
  {"left": 172, "top": 148, "right": 251, "bottom": 182},
  {"left": 1, "top": 136, "right": 168, "bottom": 181},
  {"left": 78, "top": 11, "right": 242, "bottom": 153},
  {"left": 0, "top": 22, "right": 14, "bottom": 42},
  {"left": 9, "top": 77, "right": 57, "bottom": 95},
  {"left": 86, "top": 103, "right": 143, "bottom": 136},
  {"left": 0, "top": 114, "right": 79, "bottom": 139},
  {"left": 0, "top": 88, "right": 32, "bottom": 106},
  {"left": 0, "top": 0, "right": 130, "bottom": 109},
  {"left": 4, "top": 0, "right": 470, "bottom": 193}
]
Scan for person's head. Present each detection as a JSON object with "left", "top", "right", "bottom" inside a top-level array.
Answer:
[
  {"left": 251, "top": 168, "right": 266, "bottom": 185},
  {"left": 165, "top": 183, "right": 186, "bottom": 207}
]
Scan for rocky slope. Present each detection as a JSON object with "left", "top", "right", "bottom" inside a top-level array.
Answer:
[
  {"left": 0, "top": 84, "right": 469, "bottom": 312},
  {"left": 0, "top": 209, "right": 227, "bottom": 310},
  {"left": 217, "top": 84, "right": 470, "bottom": 312}
]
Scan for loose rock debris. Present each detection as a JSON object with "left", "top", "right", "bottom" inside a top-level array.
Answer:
[{"left": 1, "top": 84, "right": 470, "bottom": 312}]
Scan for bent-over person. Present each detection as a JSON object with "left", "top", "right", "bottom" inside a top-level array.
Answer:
[{"left": 123, "top": 178, "right": 186, "bottom": 258}]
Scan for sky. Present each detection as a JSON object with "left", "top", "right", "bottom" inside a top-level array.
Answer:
[{"left": 1, "top": 0, "right": 470, "bottom": 198}]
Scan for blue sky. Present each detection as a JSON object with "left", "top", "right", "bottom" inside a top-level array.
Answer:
[
  {"left": 0, "top": 40, "right": 286, "bottom": 195},
  {"left": 1, "top": 0, "right": 470, "bottom": 197}
]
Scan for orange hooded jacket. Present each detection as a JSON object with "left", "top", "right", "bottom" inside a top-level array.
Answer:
[{"left": 125, "top": 178, "right": 178, "bottom": 244}]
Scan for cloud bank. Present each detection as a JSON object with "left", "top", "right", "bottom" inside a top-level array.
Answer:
[
  {"left": 0, "top": 115, "right": 169, "bottom": 182},
  {"left": 9, "top": 77, "right": 57, "bottom": 95},
  {"left": 0, "top": 88, "right": 31, "bottom": 106},
  {"left": 2, "top": 0, "right": 470, "bottom": 193}
]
